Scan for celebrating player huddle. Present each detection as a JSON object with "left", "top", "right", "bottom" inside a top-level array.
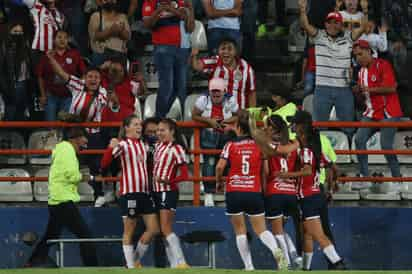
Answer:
[{"left": 99, "top": 108, "right": 345, "bottom": 270}]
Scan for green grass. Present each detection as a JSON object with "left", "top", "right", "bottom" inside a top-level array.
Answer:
[{"left": 0, "top": 268, "right": 411, "bottom": 274}]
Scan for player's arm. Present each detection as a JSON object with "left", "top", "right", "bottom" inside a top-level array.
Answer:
[
  {"left": 279, "top": 164, "right": 312, "bottom": 178},
  {"left": 216, "top": 158, "right": 227, "bottom": 192},
  {"left": 169, "top": 164, "right": 189, "bottom": 184},
  {"left": 262, "top": 158, "right": 269, "bottom": 195},
  {"left": 100, "top": 138, "right": 121, "bottom": 170},
  {"left": 326, "top": 163, "right": 339, "bottom": 194}
]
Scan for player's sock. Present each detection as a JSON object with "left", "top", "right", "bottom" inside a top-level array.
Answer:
[
  {"left": 303, "top": 252, "right": 313, "bottom": 270},
  {"left": 166, "top": 233, "right": 186, "bottom": 265},
  {"left": 164, "top": 239, "right": 177, "bottom": 267},
  {"left": 122, "top": 244, "right": 135, "bottom": 268},
  {"left": 275, "top": 234, "right": 291, "bottom": 266},
  {"left": 236, "top": 234, "right": 254, "bottom": 270},
  {"left": 259, "top": 230, "right": 279, "bottom": 252},
  {"left": 134, "top": 241, "right": 149, "bottom": 262},
  {"left": 323, "top": 245, "right": 341, "bottom": 264},
  {"left": 284, "top": 232, "right": 298, "bottom": 259}
]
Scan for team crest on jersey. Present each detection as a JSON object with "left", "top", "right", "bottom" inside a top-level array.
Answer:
[
  {"left": 371, "top": 75, "right": 377, "bottom": 82},
  {"left": 128, "top": 208, "right": 136, "bottom": 216},
  {"left": 234, "top": 70, "right": 242, "bottom": 81},
  {"left": 66, "top": 58, "right": 72, "bottom": 64}
]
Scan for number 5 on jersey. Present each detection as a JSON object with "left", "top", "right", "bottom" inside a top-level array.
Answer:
[{"left": 242, "top": 154, "right": 250, "bottom": 175}]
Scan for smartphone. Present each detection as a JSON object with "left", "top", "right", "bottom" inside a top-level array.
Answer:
[{"left": 129, "top": 61, "right": 140, "bottom": 76}]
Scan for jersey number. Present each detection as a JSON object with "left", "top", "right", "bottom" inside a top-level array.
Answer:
[
  {"left": 280, "top": 158, "right": 288, "bottom": 172},
  {"left": 241, "top": 155, "right": 250, "bottom": 175}
]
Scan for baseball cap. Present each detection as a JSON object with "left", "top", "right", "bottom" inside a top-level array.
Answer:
[
  {"left": 286, "top": 110, "right": 313, "bottom": 125},
  {"left": 353, "top": 39, "right": 371, "bottom": 50},
  {"left": 209, "top": 78, "right": 227, "bottom": 91},
  {"left": 325, "top": 12, "right": 343, "bottom": 23}
]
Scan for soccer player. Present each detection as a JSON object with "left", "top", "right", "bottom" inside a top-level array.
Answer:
[
  {"left": 283, "top": 111, "right": 345, "bottom": 270},
  {"left": 215, "top": 110, "right": 298, "bottom": 270},
  {"left": 101, "top": 114, "right": 160, "bottom": 269},
  {"left": 263, "top": 115, "right": 300, "bottom": 269},
  {"left": 152, "top": 118, "right": 190, "bottom": 269}
]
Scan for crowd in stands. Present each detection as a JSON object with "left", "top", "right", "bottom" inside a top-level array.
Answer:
[{"left": 0, "top": 0, "right": 410, "bottom": 207}]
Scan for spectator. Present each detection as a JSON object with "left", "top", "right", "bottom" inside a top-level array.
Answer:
[
  {"left": 192, "top": 78, "right": 238, "bottom": 207},
  {"left": 300, "top": 43, "right": 316, "bottom": 97},
  {"left": 257, "top": 0, "right": 287, "bottom": 38},
  {"left": 192, "top": 37, "right": 256, "bottom": 109},
  {"left": 45, "top": 51, "right": 119, "bottom": 207},
  {"left": 202, "top": 0, "right": 242, "bottom": 55},
  {"left": 359, "top": 18, "right": 388, "bottom": 57},
  {"left": 13, "top": 0, "right": 66, "bottom": 65},
  {"left": 353, "top": 40, "right": 402, "bottom": 178},
  {"left": 336, "top": 0, "right": 366, "bottom": 32},
  {"left": 88, "top": 0, "right": 131, "bottom": 66},
  {"left": 142, "top": 0, "right": 192, "bottom": 118},
  {"left": 37, "top": 29, "right": 86, "bottom": 121},
  {"left": 0, "top": 21, "right": 33, "bottom": 121},
  {"left": 240, "top": 0, "right": 257, "bottom": 62},
  {"left": 26, "top": 126, "right": 98, "bottom": 267},
  {"left": 298, "top": 0, "right": 367, "bottom": 136}
]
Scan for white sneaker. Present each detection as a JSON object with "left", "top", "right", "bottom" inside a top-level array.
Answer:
[
  {"left": 204, "top": 193, "right": 215, "bottom": 207},
  {"left": 293, "top": 256, "right": 303, "bottom": 270},
  {"left": 274, "top": 248, "right": 288, "bottom": 270},
  {"left": 244, "top": 265, "right": 255, "bottom": 271},
  {"left": 94, "top": 196, "right": 106, "bottom": 207}
]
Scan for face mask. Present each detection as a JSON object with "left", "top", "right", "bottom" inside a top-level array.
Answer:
[
  {"left": 10, "top": 33, "right": 24, "bottom": 42},
  {"left": 102, "top": 2, "right": 117, "bottom": 10},
  {"left": 145, "top": 135, "right": 158, "bottom": 145}
]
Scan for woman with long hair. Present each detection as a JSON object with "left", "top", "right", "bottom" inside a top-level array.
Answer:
[
  {"left": 152, "top": 118, "right": 189, "bottom": 268},
  {"left": 280, "top": 110, "right": 345, "bottom": 270},
  {"left": 215, "top": 110, "right": 300, "bottom": 271},
  {"left": 262, "top": 114, "right": 302, "bottom": 269},
  {"left": 0, "top": 20, "right": 32, "bottom": 121},
  {"left": 101, "top": 114, "right": 160, "bottom": 268}
]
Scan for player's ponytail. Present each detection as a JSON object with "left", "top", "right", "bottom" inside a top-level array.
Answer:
[
  {"left": 237, "top": 110, "right": 251, "bottom": 136},
  {"left": 159, "top": 118, "right": 188, "bottom": 152},
  {"left": 306, "top": 125, "right": 322, "bottom": 172}
]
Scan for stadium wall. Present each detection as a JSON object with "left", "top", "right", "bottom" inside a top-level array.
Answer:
[{"left": 1, "top": 206, "right": 411, "bottom": 270}]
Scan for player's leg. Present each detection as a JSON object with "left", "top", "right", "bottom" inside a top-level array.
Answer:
[{"left": 230, "top": 214, "right": 255, "bottom": 271}]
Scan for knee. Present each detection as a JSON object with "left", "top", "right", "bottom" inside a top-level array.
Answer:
[{"left": 354, "top": 131, "right": 368, "bottom": 148}]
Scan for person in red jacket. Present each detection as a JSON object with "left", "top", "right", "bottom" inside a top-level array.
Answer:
[{"left": 353, "top": 40, "right": 403, "bottom": 178}]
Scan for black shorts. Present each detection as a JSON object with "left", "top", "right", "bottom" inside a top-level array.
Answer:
[
  {"left": 152, "top": 191, "right": 179, "bottom": 211},
  {"left": 265, "top": 194, "right": 298, "bottom": 219},
  {"left": 119, "top": 192, "right": 156, "bottom": 218},
  {"left": 225, "top": 192, "right": 265, "bottom": 216},
  {"left": 300, "top": 194, "right": 325, "bottom": 220}
]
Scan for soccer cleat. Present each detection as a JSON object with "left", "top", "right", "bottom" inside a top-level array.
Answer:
[
  {"left": 274, "top": 248, "right": 288, "bottom": 270},
  {"left": 175, "top": 262, "right": 191, "bottom": 269},
  {"left": 333, "top": 260, "right": 348, "bottom": 270},
  {"left": 134, "top": 261, "right": 143, "bottom": 268},
  {"left": 204, "top": 193, "right": 215, "bottom": 207}
]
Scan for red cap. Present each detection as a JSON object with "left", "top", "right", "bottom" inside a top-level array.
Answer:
[
  {"left": 325, "top": 12, "right": 343, "bottom": 23},
  {"left": 353, "top": 39, "right": 371, "bottom": 50}
]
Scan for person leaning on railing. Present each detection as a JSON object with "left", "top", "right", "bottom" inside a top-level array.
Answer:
[{"left": 25, "top": 125, "right": 98, "bottom": 267}]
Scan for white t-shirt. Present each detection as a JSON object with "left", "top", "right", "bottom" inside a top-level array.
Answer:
[{"left": 194, "top": 94, "right": 238, "bottom": 120}]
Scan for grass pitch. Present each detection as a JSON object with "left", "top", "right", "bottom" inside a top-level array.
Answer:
[{"left": 0, "top": 268, "right": 411, "bottom": 274}]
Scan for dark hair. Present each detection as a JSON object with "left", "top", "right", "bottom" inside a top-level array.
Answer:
[
  {"left": 237, "top": 110, "right": 251, "bottom": 136},
  {"left": 143, "top": 117, "right": 160, "bottom": 134},
  {"left": 6, "top": 21, "right": 31, "bottom": 79},
  {"left": 267, "top": 115, "right": 289, "bottom": 144},
  {"left": 159, "top": 118, "right": 187, "bottom": 151},
  {"left": 218, "top": 37, "right": 239, "bottom": 54},
  {"left": 85, "top": 66, "right": 101, "bottom": 75},
  {"left": 55, "top": 29, "right": 69, "bottom": 37},
  {"left": 63, "top": 127, "right": 87, "bottom": 140},
  {"left": 118, "top": 114, "right": 140, "bottom": 139},
  {"left": 299, "top": 123, "right": 322, "bottom": 172}
]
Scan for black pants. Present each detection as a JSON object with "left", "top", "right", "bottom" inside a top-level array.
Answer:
[
  {"left": 27, "top": 202, "right": 98, "bottom": 266},
  {"left": 85, "top": 132, "right": 107, "bottom": 198}
]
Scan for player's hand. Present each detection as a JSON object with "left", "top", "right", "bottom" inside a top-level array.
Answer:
[
  {"left": 216, "top": 181, "right": 224, "bottom": 193},
  {"left": 157, "top": 176, "right": 170, "bottom": 184},
  {"left": 109, "top": 138, "right": 120, "bottom": 148}
]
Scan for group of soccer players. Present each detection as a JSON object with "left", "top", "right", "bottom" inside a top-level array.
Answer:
[{"left": 99, "top": 107, "right": 346, "bottom": 270}]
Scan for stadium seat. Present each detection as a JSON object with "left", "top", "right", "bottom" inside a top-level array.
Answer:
[
  {"left": 143, "top": 94, "right": 183, "bottom": 121},
  {"left": 400, "top": 166, "right": 412, "bottom": 200},
  {"left": 191, "top": 20, "right": 208, "bottom": 50},
  {"left": 28, "top": 130, "right": 61, "bottom": 165},
  {"left": 0, "top": 168, "right": 32, "bottom": 202},
  {"left": 320, "top": 130, "right": 351, "bottom": 163},
  {"left": 134, "top": 98, "right": 143, "bottom": 119},
  {"left": 332, "top": 167, "right": 360, "bottom": 201},
  {"left": 141, "top": 46, "right": 158, "bottom": 88},
  {"left": 184, "top": 93, "right": 202, "bottom": 121},
  {"left": 360, "top": 167, "right": 401, "bottom": 201},
  {"left": 34, "top": 168, "right": 94, "bottom": 202},
  {"left": 351, "top": 132, "right": 386, "bottom": 164},
  {"left": 393, "top": 131, "right": 412, "bottom": 164},
  {"left": 302, "top": 94, "right": 313, "bottom": 114},
  {"left": 0, "top": 131, "right": 26, "bottom": 164}
]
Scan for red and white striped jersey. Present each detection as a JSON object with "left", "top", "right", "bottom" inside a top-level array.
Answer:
[
  {"left": 297, "top": 148, "right": 330, "bottom": 198},
  {"left": 266, "top": 147, "right": 298, "bottom": 196},
  {"left": 24, "top": 0, "right": 65, "bottom": 52},
  {"left": 112, "top": 138, "right": 150, "bottom": 195},
  {"left": 66, "top": 75, "right": 108, "bottom": 134},
  {"left": 152, "top": 142, "right": 187, "bottom": 192},
  {"left": 220, "top": 137, "right": 262, "bottom": 193},
  {"left": 200, "top": 56, "right": 256, "bottom": 109}
]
